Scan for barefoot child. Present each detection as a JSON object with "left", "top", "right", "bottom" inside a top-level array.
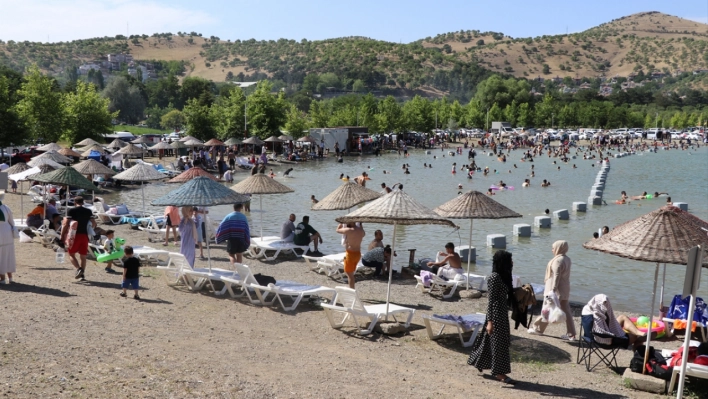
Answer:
[
  {"left": 120, "top": 246, "right": 141, "bottom": 300},
  {"left": 103, "top": 230, "right": 116, "bottom": 273}
]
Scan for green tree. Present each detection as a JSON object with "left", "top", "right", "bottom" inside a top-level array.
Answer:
[
  {"left": 302, "top": 74, "right": 319, "bottom": 93},
  {"left": 212, "top": 87, "right": 246, "bottom": 139},
  {"left": 473, "top": 75, "right": 531, "bottom": 110},
  {"left": 402, "top": 95, "right": 434, "bottom": 132},
  {"left": 145, "top": 105, "right": 169, "bottom": 129},
  {"left": 375, "top": 96, "right": 402, "bottom": 133},
  {"left": 0, "top": 75, "right": 27, "bottom": 149},
  {"left": 146, "top": 74, "right": 181, "bottom": 109},
  {"left": 309, "top": 100, "right": 330, "bottom": 128},
  {"left": 534, "top": 94, "right": 557, "bottom": 127},
  {"left": 181, "top": 76, "right": 215, "bottom": 106},
  {"left": 463, "top": 100, "right": 484, "bottom": 128},
  {"left": 317, "top": 72, "right": 340, "bottom": 92},
  {"left": 16, "top": 65, "right": 65, "bottom": 143},
  {"left": 283, "top": 104, "right": 309, "bottom": 138},
  {"left": 517, "top": 102, "right": 533, "bottom": 127},
  {"left": 246, "top": 81, "right": 288, "bottom": 138},
  {"left": 488, "top": 103, "right": 503, "bottom": 124},
  {"left": 182, "top": 99, "right": 216, "bottom": 140},
  {"left": 160, "top": 109, "right": 186, "bottom": 131},
  {"left": 63, "top": 81, "right": 116, "bottom": 144},
  {"left": 102, "top": 76, "right": 146, "bottom": 124},
  {"left": 352, "top": 79, "right": 366, "bottom": 93}
]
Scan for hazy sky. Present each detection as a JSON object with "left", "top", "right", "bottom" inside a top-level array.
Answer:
[{"left": 1, "top": 0, "right": 706, "bottom": 43}]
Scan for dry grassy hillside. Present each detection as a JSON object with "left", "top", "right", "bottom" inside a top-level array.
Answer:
[{"left": 422, "top": 11, "right": 708, "bottom": 80}]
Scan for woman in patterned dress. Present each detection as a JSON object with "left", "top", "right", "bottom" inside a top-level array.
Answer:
[
  {"left": 178, "top": 206, "right": 197, "bottom": 267},
  {"left": 467, "top": 250, "right": 516, "bottom": 385}
]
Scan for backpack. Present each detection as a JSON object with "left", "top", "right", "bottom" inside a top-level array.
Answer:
[
  {"left": 631, "top": 345, "right": 672, "bottom": 380},
  {"left": 253, "top": 273, "right": 276, "bottom": 286}
]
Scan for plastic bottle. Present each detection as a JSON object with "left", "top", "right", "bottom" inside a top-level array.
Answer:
[{"left": 56, "top": 248, "right": 65, "bottom": 264}]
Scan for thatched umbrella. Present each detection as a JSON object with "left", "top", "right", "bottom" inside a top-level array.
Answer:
[
  {"left": 113, "top": 163, "right": 167, "bottom": 216},
  {"left": 76, "top": 138, "right": 100, "bottom": 147},
  {"left": 583, "top": 205, "right": 708, "bottom": 372},
  {"left": 28, "top": 164, "right": 57, "bottom": 177},
  {"left": 243, "top": 136, "right": 265, "bottom": 146},
  {"left": 224, "top": 138, "right": 243, "bottom": 146},
  {"left": 204, "top": 138, "right": 225, "bottom": 146},
  {"left": 264, "top": 135, "right": 283, "bottom": 153},
  {"left": 179, "top": 135, "right": 198, "bottom": 142},
  {"left": 168, "top": 167, "right": 219, "bottom": 183},
  {"left": 336, "top": 189, "right": 456, "bottom": 314},
  {"left": 231, "top": 173, "right": 293, "bottom": 239},
  {"left": 152, "top": 176, "right": 251, "bottom": 271},
  {"left": 73, "top": 159, "right": 116, "bottom": 176},
  {"left": 131, "top": 135, "right": 151, "bottom": 144},
  {"left": 150, "top": 141, "right": 173, "bottom": 151},
  {"left": 32, "top": 150, "right": 71, "bottom": 164},
  {"left": 37, "top": 142, "right": 63, "bottom": 152},
  {"left": 312, "top": 182, "right": 382, "bottom": 211},
  {"left": 106, "top": 138, "right": 127, "bottom": 149},
  {"left": 279, "top": 134, "right": 293, "bottom": 141},
  {"left": 58, "top": 147, "right": 83, "bottom": 158},
  {"left": 434, "top": 190, "right": 522, "bottom": 289},
  {"left": 4, "top": 162, "right": 31, "bottom": 175},
  {"left": 116, "top": 143, "right": 146, "bottom": 161},
  {"left": 28, "top": 157, "right": 63, "bottom": 169},
  {"left": 183, "top": 138, "right": 203, "bottom": 146},
  {"left": 32, "top": 166, "right": 98, "bottom": 216},
  {"left": 80, "top": 144, "right": 107, "bottom": 157},
  {"left": 297, "top": 136, "right": 317, "bottom": 144}
]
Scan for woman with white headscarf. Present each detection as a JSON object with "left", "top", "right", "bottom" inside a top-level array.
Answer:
[
  {"left": 0, "top": 190, "right": 17, "bottom": 284},
  {"left": 529, "top": 240, "right": 576, "bottom": 340}
]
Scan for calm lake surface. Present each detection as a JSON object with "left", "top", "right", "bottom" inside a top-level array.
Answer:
[{"left": 106, "top": 144, "right": 708, "bottom": 312}]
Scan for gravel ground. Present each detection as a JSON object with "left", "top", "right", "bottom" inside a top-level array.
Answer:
[{"left": 0, "top": 190, "right": 703, "bottom": 399}]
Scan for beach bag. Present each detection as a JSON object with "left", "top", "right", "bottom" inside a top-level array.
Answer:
[
  {"left": 253, "top": 273, "right": 276, "bottom": 286},
  {"left": 542, "top": 292, "right": 566, "bottom": 324},
  {"left": 19, "top": 230, "right": 33, "bottom": 243}
]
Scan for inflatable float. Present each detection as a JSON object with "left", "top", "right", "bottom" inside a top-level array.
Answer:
[
  {"left": 95, "top": 238, "right": 126, "bottom": 263},
  {"left": 490, "top": 184, "right": 515, "bottom": 191},
  {"left": 629, "top": 316, "right": 666, "bottom": 339}
]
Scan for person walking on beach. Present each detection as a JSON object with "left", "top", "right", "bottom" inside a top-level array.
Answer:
[
  {"left": 468, "top": 250, "right": 516, "bottom": 385},
  {"left": 337, "top": 222, "right": 365, "bottom": 289},
  {"left": 163, "top": 205, "right": 180, "bottom": 246},
  {"left": 66, "top": 197, "right": 95, "bottom": 281},
  {"left": 216, "top": 203, "right": 250, "bottom": 266},
  {"left": 178, "top": 206, "right": 198, "bottom": 267},
  {"left": 0, "top": 191, "right": 16, "bottom": 284},
  {"left": 119, "top": 246, "right": 141, "bottom": 300},
  {"left": 529, "top": 240, "right": 576, "bottom": 340}
]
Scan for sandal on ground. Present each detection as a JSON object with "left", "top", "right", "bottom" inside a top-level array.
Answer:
[
  {"left": 162, "top": 242, "right": 168, "bottom": 246},
  {"left": 133, "top": 294, "right": 140, "bottom": 300},
  {"left": 120, "top": 292, "right": 127, "bottom": 297},
  {"left": 496, "top": 375, "right": 517, "bottom": 385},
  {"left": 560, "top": 334, "right": 576, "bottom": 341}
]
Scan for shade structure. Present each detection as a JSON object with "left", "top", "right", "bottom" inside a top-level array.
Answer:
[
  {"left": 582, "top": 205, "right": 708, "bottom": 374},
  {"left": 80, "top": 144, "right": 106, "bottom": 156},
  {"left": 168, "top": 167, "right": 219, "bottom": 183},
  {"left": 179, "top": 135, "right": 198, "bottom": 142},
  {"left": 58, "top": 148, "right": 83, "bottom": 158},
  {"left": 32, "top": 150, "right": 71, "bottom": 164},
  {"left": 183, "top": 139, "right": 204, "bottom": 147},
  {"left": 37, "top": 142, "right": 63, "bottom": 152},
  {"left": 231, "top": 173, "right": 293, "bottom": 238},
  {"left": 32, "top": 166, "right": 97, "bottom": 191},
  {"left": 278, "top": 134, "right": 293, "bottom": 141},
  {"left": 170, "top": 141, "right": 187, "bottom": 149},
  {"left": 264, "top": 135, "right": 283, "bottom": 143},
  {"left": 336, "top": 189, "right": 456, "bottom": 316},
  {"left": 76, "top": 138, "right": 100, "bottom": 147},
  {"left": 434, "top": 190, "right": 522, "bottom": 289},
  {"left": 4, "top": 162, "right": 31, "bottom": 175},
  {"left": 106, "top": 138, "right": 127, "bottom": 149},
  {"left": 28, "top": 157, "right": 63, "bottom": 169},
  {"left": 28, "top": 164, "right": 57, "bottom": 178},
  {"left": 242, "top": 136, "right": 265, "bottom": 145},
  {"left": 150, "top": 141, "right": 174, "bottom": 150},
  {"left": 116, "top": 143, "right": 145, "bottom": 156},
  {"left": 297, "top": 136, "right": 317, "bottom": 144},
  {"left": 204, "top": 138, "right": 224, "bottom": 146},
  {"left": 131, "top": 135, "right": 151, "bottom": 144},
  {"left": 224, "top": 138, "right": 242, "bottom": 146},
  {"left": 152, "top": 176, "right": 251, "bottom": 271},
  {"left": 73, "top": 159, "right": 116, "bottom": 176},
  {"left": 312, "top": 182, "right": 382, "bottom": 211},
  {"left": 114, "top": 163, "right": 167, "bottom": 217}
]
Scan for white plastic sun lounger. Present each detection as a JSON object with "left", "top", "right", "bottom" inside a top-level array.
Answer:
[
  {"left": 304, "top": 252, "right": 368, "bottom": 281},
  {"left": 246, "top": 236, "right": 280, "bottom": 258},
  {"left": 321, "top": 286, "right": 415, "bottom": 335},
  {"left": 249, "top": 280, "right": 336, "bottom": 312},
  {"left": 247, "top": 237, "right": 309, "bottom": 261},
  {"left": 414, "top": 274, "right": 464, "bottom": 299},
  {"left": 132, "top": 245, "right": 170, "bottom": 265},
  {"left": 422, "top": 313, "right": 486, "bottom": 347},
  {"left": 138, "top": 215, "right": 170, "bottom": 243},
  {"left": 157, "top": 252, "right": 236, "bottom": 294}
]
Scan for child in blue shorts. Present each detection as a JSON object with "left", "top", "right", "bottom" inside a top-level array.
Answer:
[{"left": 120, "top": 246, "right": 141, "bottom": 300}]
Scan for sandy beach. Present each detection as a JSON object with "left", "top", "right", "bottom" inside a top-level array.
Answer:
[{"left": 1, "top": 187, "right": 705, "bottom": 399}]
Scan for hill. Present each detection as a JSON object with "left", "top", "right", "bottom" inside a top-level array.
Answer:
[{"left": 1, "top": 11, "right": 706, "bottom": 97}]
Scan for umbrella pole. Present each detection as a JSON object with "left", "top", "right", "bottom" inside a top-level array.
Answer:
[
  {"left": 677, "top": 292, "right": 698, "bottom": 399},
  {"left": 660, "top": 263, "right": 667, "bottom": 312},
  {"left": 467, "top": 219, "right": 473, "bottom": 290},
  {"left": 65, "top": 186, "right": 69, "bottom": 216},
  {"left": 141, "top": 184, "right": 146, "bottom": 217},
  {"left": 642, "top": 262, "right": 660, "bottom": 375},
  {"left": 20, "top": 181, "right": 23, "bottom": 225},
  {"left": 259, "top": 195, "right": 263, "bottom": 238},
  {"left": 385, "top": 222, "right": 397, "bottom": 321},
  {"left": 205, "top": 215, "right": 213, "bottom": 272}
]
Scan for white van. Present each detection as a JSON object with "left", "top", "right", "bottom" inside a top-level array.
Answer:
[
  {"left": 104, "top": 131, "right": 137, "bottom": 142},
  {"left": 646, "top": 128, "right": 659, "bottom": 140}
]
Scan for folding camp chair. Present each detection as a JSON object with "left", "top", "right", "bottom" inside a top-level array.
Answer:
[{"left": 576, "top": 315, "right": 628, "bottom": 372}]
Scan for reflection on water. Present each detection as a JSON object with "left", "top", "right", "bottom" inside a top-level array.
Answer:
[{"left": 107, "top": 146, "right": 708, "bottom": 311}]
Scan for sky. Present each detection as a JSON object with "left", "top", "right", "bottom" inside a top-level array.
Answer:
[{"left": 0, "top": 0, "right": 706, "bottom": 43}]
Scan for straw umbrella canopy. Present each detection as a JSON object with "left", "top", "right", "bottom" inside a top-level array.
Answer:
[
  {"left": 152, "top": 176, "right": 251, "bottom": 271},
  {"left": 28, "top": 164, "right": 57, "bottom": 177},
  {"left": 4, "top": 162, "right": 31, "bottom": 175},
  {"left": 279, "top": 134, "right": 293, "bottom": 141},
  {"left": 204, "top": 138, "right": 224, "bottom": 146},
  {"left": 336, "top": 189, "right": 456, "bottom": 314},
  {"left": 37, "top": 142, "right": 63, "bottom": 152},
  {"left": 58, "top": 147, "right": 83, "bottom": 158},
  {"left": 80, "top": 144, "right": 107, "bottom": 156},
  {"left": 113, "top": 163, "right": 167, "bottom": 216},
  {"left": 32, "top": 150, "right": 71, "bottom": 164},
  {"left": 583, "top": 205, "right": 708, "bottom": 373},
  {"left": 106, "top": 138, "right": 127, "bottom": 149},
  {"left": 434, "top": 190, "right": 522, "bottom": 289},
  {"left": 150, "top": 141, "right": 173, "bottom": 151},
  {"left": 224, "top": 138, "right": 242, "bottom": 146},
  {"left": 312, "top": 182, "right": 382, "bottom": 211},
  {"left": 243, "top": 136, "right": 265, "bottom": 145},
  {"left": 76, "top": 138, "right": 100, "bottom": 147},
  {"left": 131, "top": 135, "right": 151, "bottom": 144},
  {"left": 170, "top": 140, "right": 187, "bottom": 149},
  {"left": 231, "top": 173, "right": 293, "bottom": 239},
  {"left": 116, "top": 143, "right": 146, "bottom": 160},
  {"left": 73, "top": 159, "right": 116, "bottom": 176},
  {"left": 168, "top": 167, "right": 219, "bottom": 183},
  {"left": 32, "top": 166, "right": 95, "bottom": 190},
  {"left": 28, "top": 157, "right": 63, "bottom": 169},
  {"left": 179, "top": 135, "right": 198, "bottom": 142},
  {"left": 297, "top": 136, "right": 317, "bottom": 144},
  {"left": 183, "top": 138, "right": 203, "bottom": 146}
]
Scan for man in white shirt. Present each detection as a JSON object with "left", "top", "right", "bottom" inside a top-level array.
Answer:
[{"left": 281, "top": 213, "right": 296, "bottom": 242}]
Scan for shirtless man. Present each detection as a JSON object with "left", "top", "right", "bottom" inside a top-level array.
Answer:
[
  {"left": 336, "top": 222, "right": 365, "bottom": 289},
  {"left": 426, "top": 242, "right": 463, "bottom": 280}
]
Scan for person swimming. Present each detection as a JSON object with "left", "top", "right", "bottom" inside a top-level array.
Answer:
[
  {"left": 486, "top": 188, "right": 495, "bottom": 196},
  {"left": 541, "top": 179, "right": 550, "bottom": 187},
  {"left": 522, "top": 179, "right": 530, "bottom": 187},
  {"left": 451, "top": 163, "right": 457, "bottom": 174}
]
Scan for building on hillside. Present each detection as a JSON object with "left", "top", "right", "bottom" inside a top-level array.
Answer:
[
  {"left": 578, "top": 82, "right": 593, "bottom": 90},
  {"left": 650, "top": 71, "right": 664, "bottom": 80},
  {"left": 107, "top": 53, "right": 133, "bottom": 64},
  {"left": 598, "top": 84, "right": 613, "bottom": 97},
  {"left": 78, "top": 63, "right": 102, "bottom": 75},
  {"left": 230, "top": 81, "right": 259, "bottom": 88}
]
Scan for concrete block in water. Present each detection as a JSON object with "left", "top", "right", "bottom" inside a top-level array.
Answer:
[
  {"left": 590, "top": 189, "right": 603, "bottom": 198},
  {"left": 553, "top": 209, "right": 569, "bottom": 220},
  {"left": 425, "top": 150, "right": 431, "bottom": 155},
  {"left": 591, "top": 185, "right": 604, "bottom": 193},
  {"left": 673, "top": 202, "right": 688, "bottom": 211},
  {"left": 457, "top": 245, "right": 476, "bottom": 262},
  {"left": 513, "top": 224, "right": 531, "bottom": 237},
  {"left": 534, "top": 216, "right": 552, "bottom": 228},
  {"left": 588, "top": 196, "right": 603, "bottom": 205},
  {"left": 573, "top": 202, "right": 587, "bottom": 212},
  {"left": 486, "top": 234, "right": 506, "bottom": 248}
]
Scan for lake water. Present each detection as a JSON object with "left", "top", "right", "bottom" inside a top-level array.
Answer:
[{"left": 105, "top": 144, "right": 708, "bottom": 312}]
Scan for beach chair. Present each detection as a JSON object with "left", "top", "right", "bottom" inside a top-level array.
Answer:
[
  {"left": 32, "top": 220, "right": 61, "bottom": 248},
  {"left": 248, "top": 279, "right": 336, "bottom": 312},
  {"left": 132, "top": 245, "right": 170, "bottom": 265},
  {"left": 668, "top": 361, "right": 708, "bottom": 394},
  {"left": 414, "top": 274, "right": 463, "bottom": 299},
  {"left": 576, "top": 314, "right": 628, "bottom": 372},
  {"left": 156, "top": 252, "right": 189, "bottom": 286},
  {"left": 246, "top": 236, "right": 281, "bottom": 258},
  {"left": 422, "top": 313, "right": 486, "bottom": 347},
  {"left": 157, "top": 252, "right": 236, "bottom": 294},
  {"left": 138, "top": 215, "right": 169, "bottom": 243},
  {"left": 662, "top": 294, "right": 708, "bottom": 342},
  {"left": 247, "top": 237, "right": 309, "bottom": 261},
  {"left": 320, "top": 286, "right": 415, "bottom": 335},
  {"left": 95, "top": 203, "right": 142, "bottom": 225},
  {"left": 304, "top": 252, "right": 368, "bottom": 281}
]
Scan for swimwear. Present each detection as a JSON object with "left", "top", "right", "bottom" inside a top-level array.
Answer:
[{"left": 343, "top": 249, "right": 361, "bottom": 273}]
